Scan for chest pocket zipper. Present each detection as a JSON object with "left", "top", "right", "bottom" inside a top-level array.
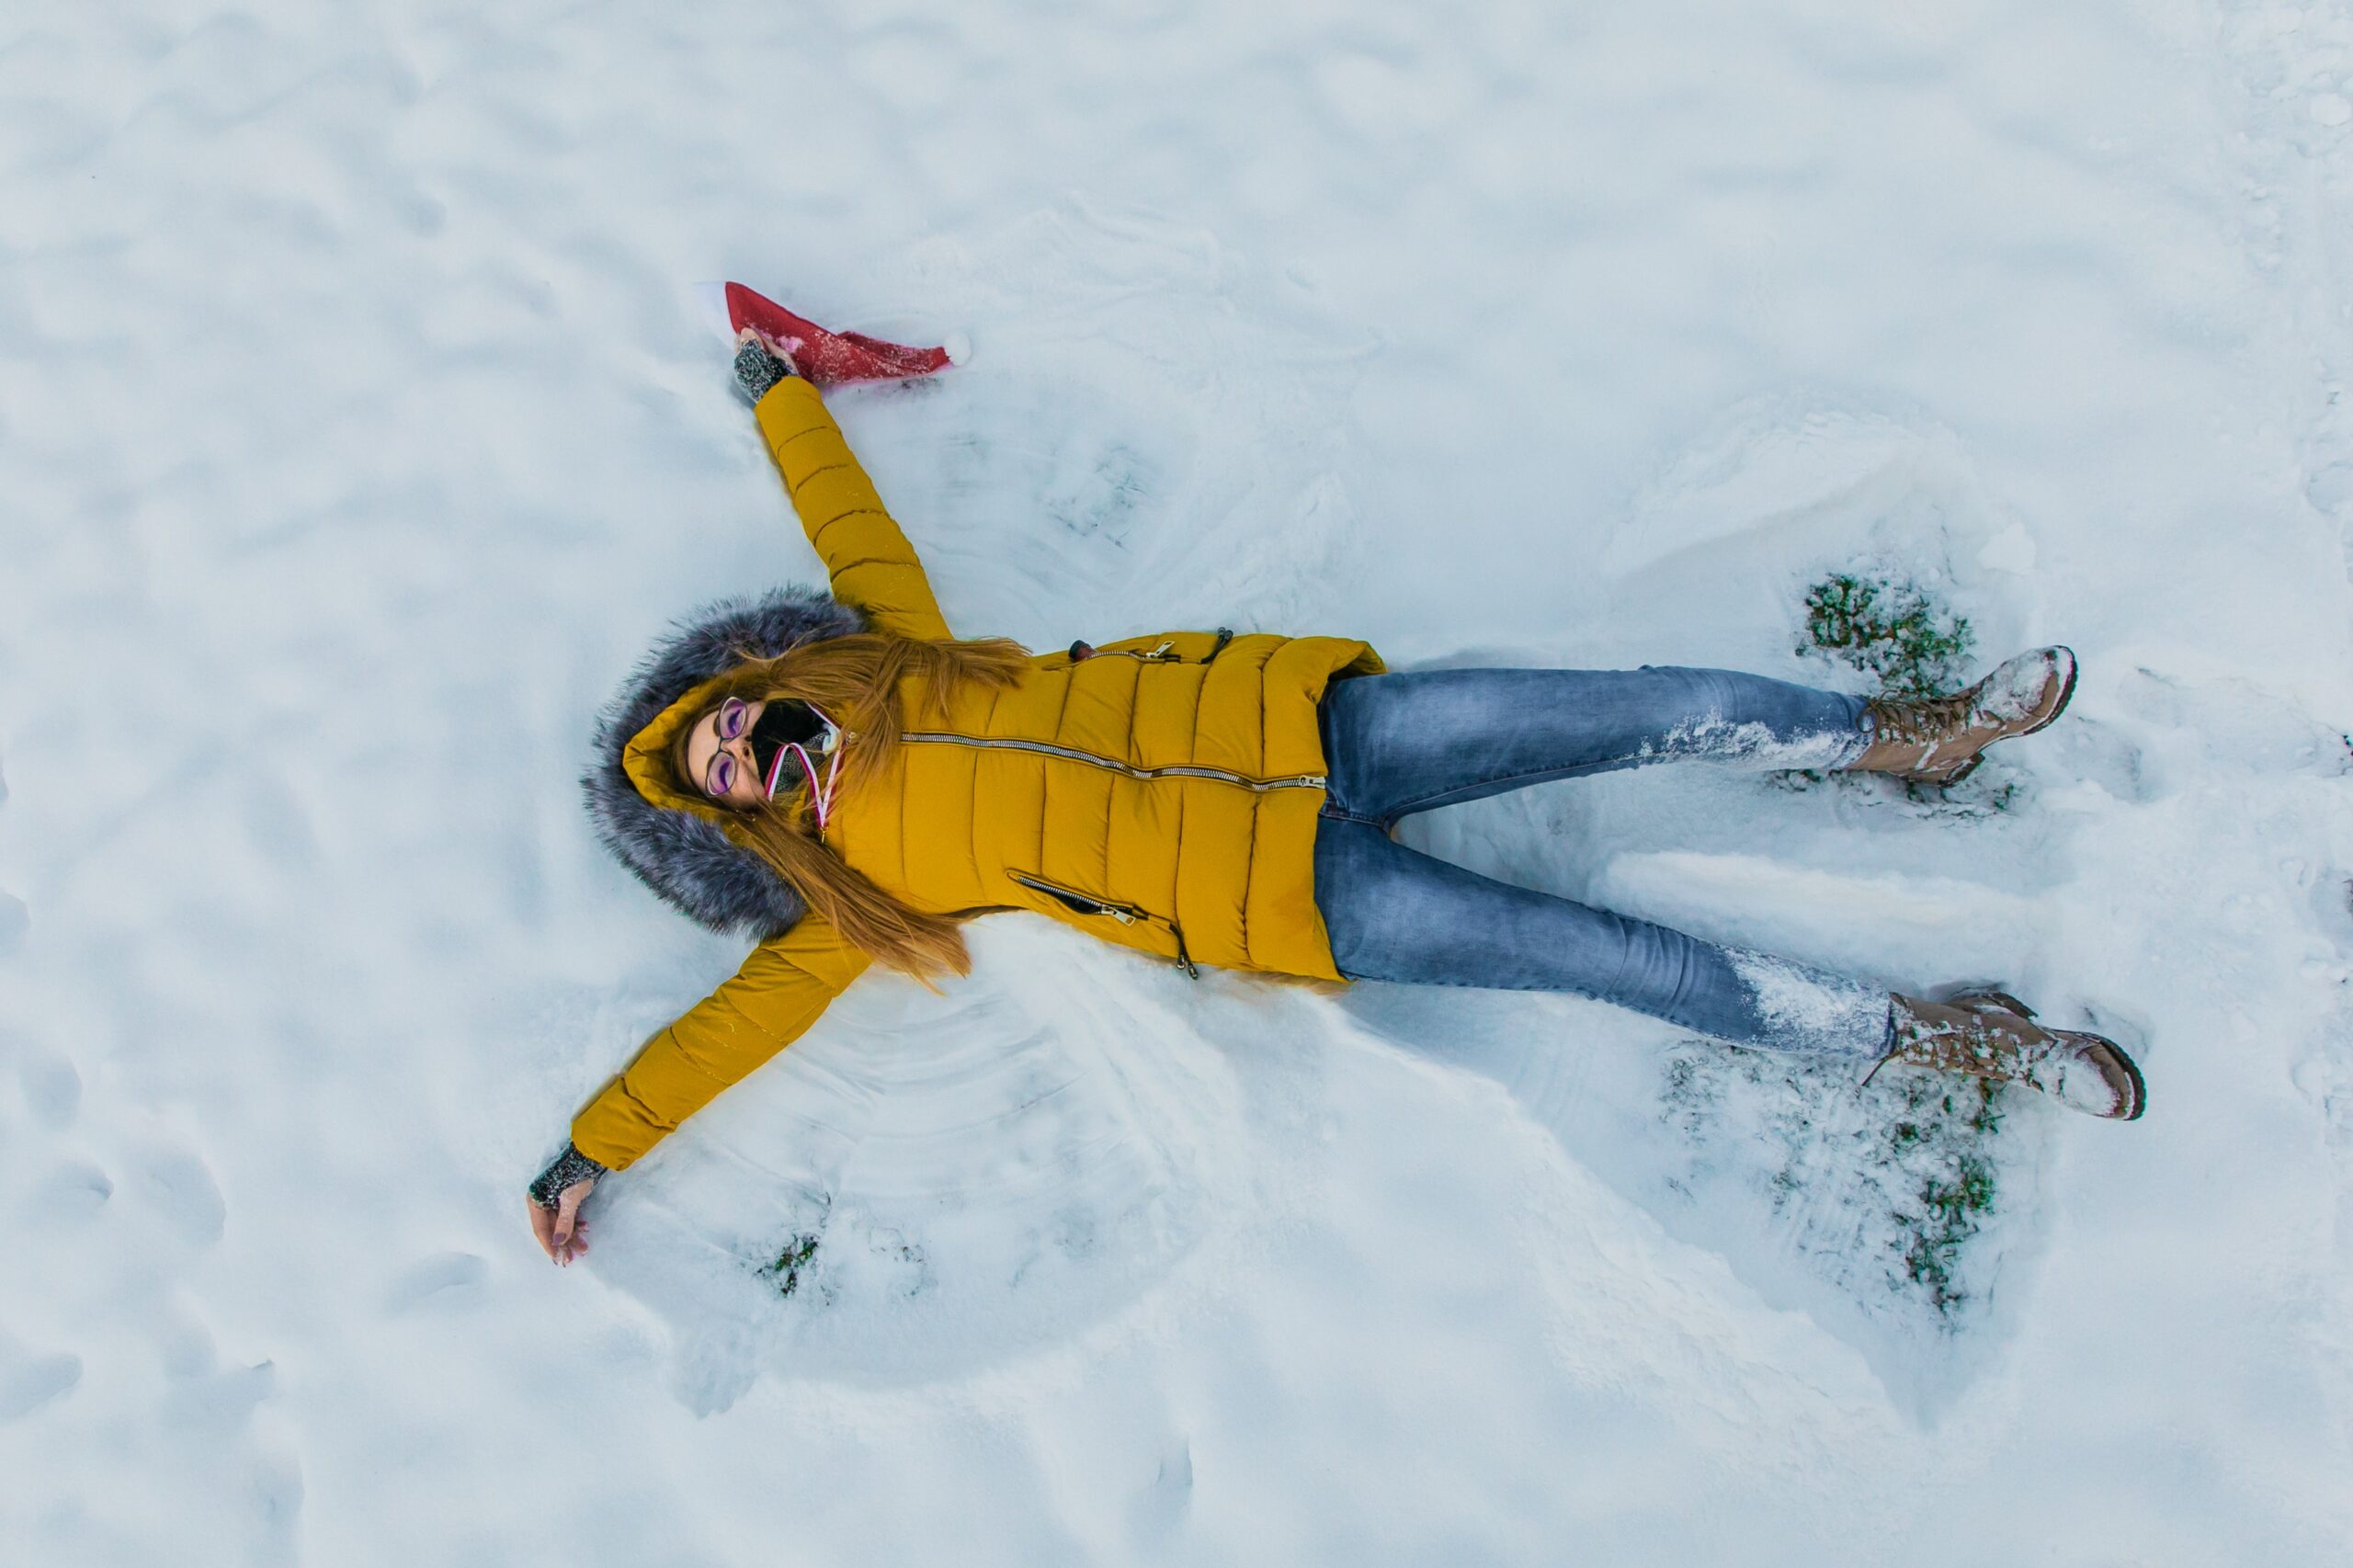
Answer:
[
  {"left": 1066, "top": 628, "right": 1235, "bottom": 665},
  {"left": 1008, "top": 871, "right": 1199, "bottom": 979}
]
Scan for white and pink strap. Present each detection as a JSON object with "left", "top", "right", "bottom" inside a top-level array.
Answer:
[{"left": 764, "top": 710, "right": 846, "bottom": 830}]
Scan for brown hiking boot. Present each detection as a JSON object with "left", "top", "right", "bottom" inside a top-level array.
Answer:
[
  {"left": 1843, "top": 647, "right": 2077, "bottom": 785},
  {"left": 1881, "top": 988, "right": 2145, "bottom": 1120}
]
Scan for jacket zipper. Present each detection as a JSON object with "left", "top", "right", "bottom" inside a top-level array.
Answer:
[
  {"left": 899, "top": 732, "right": 1325, "bottom": 793},
  {"left": 1066, "top": 628, "right": 1236, "bottom": 665},
  {"left": 1007, "top": 871, "right": 1199, "bottom": 979}
]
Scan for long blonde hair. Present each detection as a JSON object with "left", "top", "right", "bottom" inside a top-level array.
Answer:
[{"left": 671, "top": 631, "right": 1029, "bottom": 981}]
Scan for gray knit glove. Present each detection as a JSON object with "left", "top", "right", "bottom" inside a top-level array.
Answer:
[
  {"left": 528, "top": 1142, "right": 607, "bottom": 1210},
  {"left": 733, "top": 335, "right": 797, "bottom": 404}
]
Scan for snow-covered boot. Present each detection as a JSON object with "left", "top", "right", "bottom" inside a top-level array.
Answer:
[
  {"left": 1881, "top": 988, "right": 2145, "bottom": 1120},
  {"left": 1843, "top": 646, "right": 2077, "bottom": 785}
]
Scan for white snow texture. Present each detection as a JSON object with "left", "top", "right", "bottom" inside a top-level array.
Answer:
[{"left": 6, "top": 3, "right": 2353, "bottom": 1565}]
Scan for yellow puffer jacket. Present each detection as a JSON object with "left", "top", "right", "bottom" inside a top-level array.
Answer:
[{"left": 572, "top": 378, "right": 1382, "bottom": 1168}]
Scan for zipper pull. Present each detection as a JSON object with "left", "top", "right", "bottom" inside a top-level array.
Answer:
[
  {"left": 1170, "top": 923, "right": 1199, "bottom": 979},
  {"left": 1142, "top": 640, "right": 1176, "bottom": 661}
]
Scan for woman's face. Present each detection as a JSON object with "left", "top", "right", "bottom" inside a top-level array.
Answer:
[{"left": 683, "top": 698, "right": 769, "bottom": 809}]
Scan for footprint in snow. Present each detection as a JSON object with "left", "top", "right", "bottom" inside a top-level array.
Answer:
[
  {"left": 382, "top": 1252, "right": 490, "bottom": 1314},
  {"left": 138, "top": 1144, "right": 228, "bottom": 1247},
  {"left": 15, "top": 1048, "right": 81, "bottom": 1128},
  {"left": 2114, "top": 666, "right": 2350, "bottom": 779},
  {"left": 0, "top": 1356, "right": 80, "bottom": 1424},
  {"left": 1127, "top": 1437, "right": 1194, "bottom": 1549},
  {"left": 0, "top": 890, "right": 25, "bottom": 960},
  {"left": 28, "top": 1160, "right": 114, "bottom": 1224},
  {"left": 0, "top": 1337, "right": 82, "bottom": 1424},
  {"left": 2032, "top": 712, "right": 2158, "bottom": 804},
  {"left": 163, "top": 1358, "right": 277, "bottom": 1436}
]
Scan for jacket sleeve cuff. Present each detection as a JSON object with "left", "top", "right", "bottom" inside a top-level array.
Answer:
[{"left": 527, "top": 1142, "right": 608, "bottom": 1210}]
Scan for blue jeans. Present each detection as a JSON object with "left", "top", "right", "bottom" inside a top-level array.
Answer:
[{"left": 1313, "top": 666, "right": 1892, "bottom": 1056}]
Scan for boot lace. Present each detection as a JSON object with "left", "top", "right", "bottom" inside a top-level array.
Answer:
[{"left": 1865, "top": 687, "right": 1976, "bottom": 744}]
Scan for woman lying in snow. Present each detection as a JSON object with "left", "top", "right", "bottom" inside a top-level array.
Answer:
[{"left": 527, "top": 329, "right": 2143, "bottom": 1265}]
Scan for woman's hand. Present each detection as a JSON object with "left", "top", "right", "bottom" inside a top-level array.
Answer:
[
  {"left": 526, "top": 1142, "right": 607, "bottom": 1266},
  {"left": 733, "top": 327, "right": 801, "bottom": 404},
  {"left": 529, "top": 1176, "right": 596, "bottom": 1265}
]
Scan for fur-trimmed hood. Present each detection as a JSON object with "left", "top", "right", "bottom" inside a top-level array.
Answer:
[{"left": 581, "top": 587, "right": 867, "bottom": 939}]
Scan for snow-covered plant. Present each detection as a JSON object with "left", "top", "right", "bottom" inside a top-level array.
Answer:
[
  {"left": 759, "top": 1233, "right": 824, "bottom": 1299},
  {"left": 1785, "top": 569, "right": 2015, "bottom": 811},
  {"left": 1658, "top": 1051, "right": 2022, "bottom": 1327},
  {"left": 1887, "top": 1076, "right": 2004, "bottom": 1316},
  {"left": 1800, "top": 571, "right": 1974, "bottom": 697}
]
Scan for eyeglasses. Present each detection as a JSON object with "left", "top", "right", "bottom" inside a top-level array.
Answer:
[
  {"left": 700, "top": 697, "right": 837, "bottom": 801},
  {"left": 701, "top": 697, "right": 755, "bottom": 799}
]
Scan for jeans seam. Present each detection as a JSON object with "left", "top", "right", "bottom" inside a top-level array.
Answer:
[
  {"left": 1336, "top": 968, "right": 1616, "bottom": 996},
  {"left": 1376, "top": 750, "right": 1653, "bottom": 826}
]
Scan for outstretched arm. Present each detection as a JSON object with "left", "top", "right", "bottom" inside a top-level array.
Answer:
[
  {"left": 570, "top": 913, "right": 874, "bottom": 1172},
  {"left": 525, "top": 916, "right": 870, "bottom": 1265},
  {"left": 739, "top": 340, "right": 954, "bottom": 642}
]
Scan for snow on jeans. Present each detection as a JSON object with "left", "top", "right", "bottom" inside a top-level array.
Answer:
[{"left": 1311, "top": 665, "right": 1893, "bottom": 1056}]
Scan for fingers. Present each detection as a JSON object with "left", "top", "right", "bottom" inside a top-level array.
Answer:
[
  {"left": 533, "top": 1210, "right": 590, "bottom": 1265},
  {"left": 736, "top": 324, "right": 786, "bottom": 359},
  {"left": 735, "top": 324, "right": 804, "bottom": 375},
  {"left": 550, "top": 1179, "right": 594, "bottom": 1267},
  {"left": 528, "top": 1179, "right": 596, "bottom": 1266}
]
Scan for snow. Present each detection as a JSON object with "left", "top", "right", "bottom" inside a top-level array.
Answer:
[
  {"left": 6, "top": 1, "right": 2353, "bottom": 1563},
  {"left": 1955, "top": 646, "right": 2067, "bottom": 726},
  {"left": 1722, "top": 947, "right": 1889, "bottom": 1055},
  {"left": 1653, "top": 712, "right": 1870, "bottom": 771}
]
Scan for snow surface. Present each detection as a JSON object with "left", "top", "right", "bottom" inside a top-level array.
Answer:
[{"left": 7, "top": 2, "right": 2353, "bottom": 1563}]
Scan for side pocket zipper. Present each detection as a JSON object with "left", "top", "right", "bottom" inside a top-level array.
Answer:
[
  {"left": 1008, "top": 871, "right": 1200, "bottom": 979},
  {"left": 1065, "top": 629, "right": 1235, "bottom": 665}
]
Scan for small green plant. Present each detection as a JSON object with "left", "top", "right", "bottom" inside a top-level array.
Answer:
[
  {"left": 1801, "top": 571, "right": 1974, "bottom": 697},
  {"left": 759, "top": 1233, "right": 824, "bottom": 1299},
  {"left": 1902, "top": 1154, "right": 1997, "bottom": 1313},
  {"left": 1788, "top": 569, "right": 2013, "bottom": 810},
  {"left": 1659, "top": 1045, "right": 2018, "bottom": 1326},
  {"left": 1888, "top": 1076, "right": 2004, "bottom": 1315}
]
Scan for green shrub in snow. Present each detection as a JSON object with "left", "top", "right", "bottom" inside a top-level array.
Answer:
[
  {"left": 1800, "top": 571, "right": 1975, "bottom": 697},
  {"left": 1785, "top": 568, "right": 2018, "bottom": 811},
  {"left": 1658, "top": 1051, "right": 2024, "bottom": 1326},
  {"left": 760, "top": 1232, "right": 824, "bottom": 1300},
  {"left": 1889, "top": 1075, "right": 2005, "bottom": 1317}
]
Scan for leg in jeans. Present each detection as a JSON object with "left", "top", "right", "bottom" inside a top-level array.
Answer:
[
  {"left": 1316, "top": 665, "right": 1872, "bottom": 824},
  {"left": 1313, "top": 666, "right": 1890, "bottom": 1056}
]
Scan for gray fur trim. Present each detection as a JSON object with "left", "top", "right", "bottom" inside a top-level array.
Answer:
[{"left": 581, "top": 586, "right": 868, "bottom": 938}]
